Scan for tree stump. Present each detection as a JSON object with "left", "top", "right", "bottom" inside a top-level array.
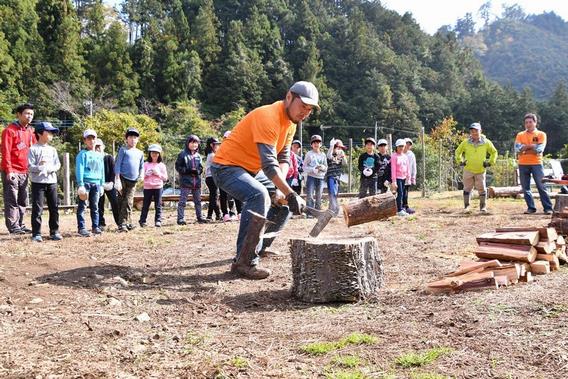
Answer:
[
  {"left": 550, "top": 194, "right": 568, "bottom": 235},
  {"left": 342, "top": 192, "right": 397, "bottom": 227},
  {"left": 290, "top": 237, "right": 384, "bottom": 303}
]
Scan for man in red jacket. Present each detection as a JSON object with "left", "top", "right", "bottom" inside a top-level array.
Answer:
[{"left": 1, "top": 103, "right": 37, "bottom": 234}]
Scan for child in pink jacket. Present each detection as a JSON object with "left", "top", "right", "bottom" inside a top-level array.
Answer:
[
  {"left": 139, "top": 144, "right": 168, "bottom": 227},
  {"left": 391, "top": 139, "right": 410, "bottom": 216}
]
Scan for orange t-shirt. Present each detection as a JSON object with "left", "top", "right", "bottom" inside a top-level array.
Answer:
[
  {"left": 515, "top": 129, "right": 546, "bottom": 165},
  {"left": 213, "top": 101, "right": 296, "bottom": 173}
]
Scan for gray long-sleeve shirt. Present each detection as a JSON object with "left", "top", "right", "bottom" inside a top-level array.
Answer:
[{"left": 28, "top": 143, "right": 61, "bottom": 184}]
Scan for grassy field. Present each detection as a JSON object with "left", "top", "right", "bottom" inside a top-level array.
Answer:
[{"left": 0, "top": 194, "right": 567, "bottom": 378}]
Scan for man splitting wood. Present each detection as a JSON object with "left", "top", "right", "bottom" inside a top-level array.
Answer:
[
  {"left": 455, "top": 122, "right": 497, "bottom": 214},
  {"left": 210, "top": 81, "right": 318, "bottom": 279}
]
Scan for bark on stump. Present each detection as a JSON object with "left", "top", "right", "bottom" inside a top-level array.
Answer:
[
  {"left": 550, "top": 194, "right": 568, "bottom": 235},
  {"left": 342, "top": 192, "right": 397, "bottom": 227},
  {"left": 290, "top": 237, "right": 384, "bottom": 303}
]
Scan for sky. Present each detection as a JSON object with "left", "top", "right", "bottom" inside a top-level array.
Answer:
[{"left": 381, "top": 0, "right": 568, "bottom": 34}]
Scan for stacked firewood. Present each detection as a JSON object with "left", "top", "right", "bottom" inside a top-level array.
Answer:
[{"left": 426, "top": 227, "right": 566, "bottom": 295}]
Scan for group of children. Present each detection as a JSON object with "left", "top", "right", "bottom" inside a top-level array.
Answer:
[{"left": 286, "top": 134, "right": 417, "bottom": 217}]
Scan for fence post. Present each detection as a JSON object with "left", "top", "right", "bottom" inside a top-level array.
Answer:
[
  {"left": 348, "top": 138, "right": 353, "bottom": 193},
  {"left": 374, "top": 121, "right": 377, "bottom": 143},
  {"left": 438, "top": 140, "right": 442, "bottom": 192},
  {"left": 64, "top": 153, "right": 71, "bottom": 205},
  {"left": 421, "top": 127, "right": 426, "bottom": 198},
  {"left": 387, "top": 134, "right": 392, "bottom": 154}
]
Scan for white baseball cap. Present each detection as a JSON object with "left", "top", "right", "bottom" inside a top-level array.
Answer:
[
  {"left": 395, "top": 139, "right": 406, "bottom": 147},
  {"left": 83, "top": 129, "right": 97, "bottom": 139},
  {"left": 377, "top": 139, "right": 388, "bottom": 146},
  {"left": 405, "top": 138, "right": 413, "bottom": 145},
  {"left": 148, "top": 144, "right": 162, "bottom": 153}
]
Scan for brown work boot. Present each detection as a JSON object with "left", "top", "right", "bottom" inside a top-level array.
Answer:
[{"left": 230, "top": 263, "right": 271, "bottom": 280}]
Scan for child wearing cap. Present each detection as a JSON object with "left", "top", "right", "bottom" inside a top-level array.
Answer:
[
  {"left": 303, "top": 135, "right": 327, "bottom": 210},
  {"left": 114, "top": 127, "right": 144, "bottom": 232},
  {"left": 28, "top": 122, "right": 62, "bottom": 242},
  {"left": 325, "top": 138, "right": 347, "bottom": 214},
  {"left": 204, "top": 137, "right": 222, "bottom": 221},
  {"left": 288, "top": 140, "right": 303, "bottom": 194},
  {"left": 139, "top": 144, "right": 168, "bottom": 227},
  {"left": 391, "top": 139, "right": 411, "bottom": 216},
  {"left": 358, "top": 137, "right": 380, "bottom": 198},
  {"left": 176, "top": 134, "right": 207, "bottom": 224},
  {"left": 76, "top": 129, "right": 105, "bottom": 236},
  {"left": 376, "top": 139, "right": 391, "bottom": 193},
  {"left": 95, "top": 139, "right": 120, "bottom": 229}
]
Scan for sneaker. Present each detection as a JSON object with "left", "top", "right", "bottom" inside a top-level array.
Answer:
[
  {"left": 480, "top": 208, "right": 488, "bottom": 214},
  {"left": 230, "top": 263, "right": 271, "bottom": 280},
  {"left": 544, "top": 209, "right": 553, "bottom": 215},
  {"left": 524, "top": 209, "right": 537, "bottom": 214},
  {"left": 21, "top": 227, "right": 32, "bottom": 234},
  {"left": 31, "top": 235, "right": 43, "bottom": 242},
  {"left": 118, "top": 224, "right": 129, "bottom": 232},
  {"left": 230, "top": 214, "right": 238, "bottom": 221},
  {"left": 197, "top": 219, "right": 209, "bottom": 224},
  {"left": 126, "top": 224, "right": 136, "bottom": 231},
  {"left": 206, "top": 217, "right": 213, "bottom": 222},
  {"left": 78, "top": 229, "right": 92, "bottom": 237},
  {"left": 139, "top": 222, "right": 147, "bottom": 228},
  {"left": 223, "top": 214, "right": 231, "bottom": 222},
  {"left": 10, "top": 228, "right": 26, "bottom": 235},
  {"left": 155, "top": 221, "right": 162, "bottom": 228},
  {"left": 397, "top": 210, "right": 409, "bottom": 216},
  {"left": 50, "top": 232, "right": 63, "bottom": 241},
  {"left": 177, "top": 220, "right": 187, "bottom": 226},
  {"left": 463, "top": 206, "right": 472, "bottom": 214},
  {"left": 92, "top": 227, "right": 103, "bottom": 235},
  {"left": 405, "top": 207, "right": 415, "bottom": 214}
]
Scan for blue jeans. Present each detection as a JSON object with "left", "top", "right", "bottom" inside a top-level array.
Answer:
[
  {"left": 77, "top": 182, "right": 100, "bottom": 231},
  {"left": 306, "top": 176, "right": 324, "bottom": 209},
  {"left": 327, "top": 176, "right": 340, "bottom": 214},
  {"left": 210, "top": 164, "right": 291, "bottom": 265},
  {"left": 396, "top": 179, "right": 406, "bottom": 212},
  {"left": 519, "top": 164, "right": 553, "bottom": 211}
]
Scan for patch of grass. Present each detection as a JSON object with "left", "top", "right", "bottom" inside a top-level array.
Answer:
[
  {"left": 410, "top": 372, "right": 450, "bottom": 379},
  {"left": 325, "top": 369, "right": 367, "bottom": 379},
  {"left": 183, "top": 330, "right": 207, "bottom": 354},
  {"left": 229, "top": 356, "right": 248, "bottom": 369},
  {"left": 332, "top": 355, "right": 363, "bottom": 368},
  {"left": 540, "top": 304, "right": 568, "bottom": 318},
  {"left": 395, "top": 347, "right": 452, "bottom": 368},
  {"left": 300, "top": 332, "right": 378, "bottom": 356}
]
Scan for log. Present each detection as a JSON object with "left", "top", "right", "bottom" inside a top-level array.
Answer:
[
  {"left": 530, "top": 261, "right": 550, "bottom": 275},
  {"left": 448, "top": 260, "right": 502, "bottom": 277},
  {"left": 426, "top": 271, "right": 496, "bottom": 294},
  {"left": 536, "top": 253, "right": 557, "bottom": 262},
  {"left": 482, "top": 264, "right": 521, "bottom": 284},
  {"left": 553, "top": 194, "right": 568, "bottom": 216},
  {"left": 290, "top": 237, "right": 384, "bottom": 303},
  {"left": 557, "top": 235, "right": 566, "bottom": 246},
  {"left": 518, "top": 263, "right": 531, "bottom": 277},
  {"left": 476, "top": 231, "right": 539, "bottom": 246},
  {"left": 495, "top": 226, "right": 557, "bottom": 241},
  {"left": 550, "top": 256, "right": 560, "bottom": 271},
  {"left": 556, "top": 246, "right": 568, "bottom": 264},
  {"left": 487, "top": 186, "right": 522, "bottom": 198},
  {"left": 549, "top": 217, "right": 568, "bottom": 236},
  {"left": 475, "top": 242, "right": 537, "bottom": 263},
  {"left": 342, "top": 192, "right": 397, "bottom": 227},
  {"left": 535, "top": 242, "right": 556, "bottom": 254}
]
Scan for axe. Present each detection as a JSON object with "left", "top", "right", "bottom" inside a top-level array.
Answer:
[{"left": 275, "top": 197, "right": 334, "bottom": 237}]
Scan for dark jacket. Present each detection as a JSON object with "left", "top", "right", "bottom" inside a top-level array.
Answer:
[
  {"left": 376, "top": 153, "right": 391, "bottom": 188},
  {"left": 103, "top": 154, "right": 115, "bottom": 183},
  {"left": 358, "top": 152, "right": 381, "bottom": 178},
  {"left": 175, "top": 137, "right": 203, "bottom": 189}
]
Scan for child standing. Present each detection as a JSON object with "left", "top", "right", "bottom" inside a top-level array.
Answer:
[
  {"left": 358, "top": 137, "right": 380, "bottom": 198},
  {"left": 139, "top": 144, "right": 167, "bottom": 227},
  {"left": 76, "top": 129, "right": 104, "bottom": 237},
  {"left": 376, "top": 139, "right": 391, "bottom": 193},
  {"left": 325, "top": 138, "right": 347, "bottom": 214},
  {"left": 403, "top": 138, "right": 417, "bottom": 214},
  {"left": 95, "top": 139, "right": 120, "bottom": 229},
  {"left": 114, "top": 127, "right": 144, "bottom": 232},
  {"left": 176, "top": 134, "right": 206, "bottom": 224},
  {"left": 28, "top": 122, "right": 61, "bottom": 242},
  {"left": 391, "top": 139, "right": 411, "bottom": 216},
  {"left": 303, "top": 134, "right": 327, "bottom": 210},
  {"left": 204, "top": 137, "right": 222, "bottom": 221}
]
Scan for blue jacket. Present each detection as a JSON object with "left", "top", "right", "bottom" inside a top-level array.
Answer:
[{"left": 176, "top": 138, "right": 203, "bottom": 189}]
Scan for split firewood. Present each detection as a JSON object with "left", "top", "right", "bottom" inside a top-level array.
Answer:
[
  {"left": 518, "top": 263, "right": 531, "bottom": 277},
  {"left": 448, "top": 260, "right": 501, "bottom": 277},
  {"left": 549, "top": 256, "right": 560, "bottom": 271},
  {"left": 426, "top": 271, "right": 496, "bottom": 294},
  {"left": 495, "top": 226, "right": 557, "bottom": 241},
  {"left": 519, "top": 272, "right": 534, "bottom": 283},
  {"left": 475, "top": 242, "right": 537, "bottom": 263},
  {"left": 482, "top": 264, "right": 521, "bottom": 284},
  {"left": 535, "top": 242, "right": 556, "bottom": 254},
  {"left": 476, "top": 231, "right": 539, "bottom": 246},
  {"left": 557, "top": 235, "right": 566, "bottom": 246},
  {"left": 536, "top": 253, "right": 558, "bottom": 262},
  {"left": 494, "top": 275, "right": 510, "bottom": 287},
  {"left": 530, "top": 261, "right": 550, "bottom": 275}
]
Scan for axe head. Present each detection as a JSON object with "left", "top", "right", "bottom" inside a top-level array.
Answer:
[{"left": 305, "top": 207, "right": 335, "bottom": 237}]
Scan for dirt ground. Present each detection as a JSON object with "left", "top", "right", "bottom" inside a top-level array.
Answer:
[{"left": 1, "top": 193, "right": 567, "bottom": 379}]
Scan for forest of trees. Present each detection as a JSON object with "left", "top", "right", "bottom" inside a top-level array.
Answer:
[{"left": 0, "top": 0, "right": 567, "bottom": 155}]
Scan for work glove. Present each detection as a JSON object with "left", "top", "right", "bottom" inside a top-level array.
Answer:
[
  {"left": 114, "top": 179, "right": 123, "bottom": 193},
  {"left": 286, "top": 192, "right": 306, "bottom": 215},
  {"left": 98, "top": 185, "right": 105, "bottom": 199},
  {"left": 103, "top": 181, "right": 114, "bottom": 191},
  {"left": 290, "top": 178, "right": 299, "bottom": 187},
  {"left": 483, "top": 160, "right": 491, "bottom": 168},
  {"left": 363, "top": 168, "right": 373, "bottom": 177},
  {"left": 77, "top": 186, "right": 87, "bottom": 198}
]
